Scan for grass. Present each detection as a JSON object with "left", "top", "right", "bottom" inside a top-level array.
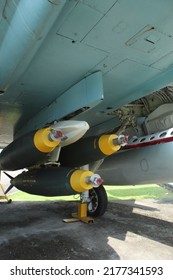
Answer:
[
  {"left": 8, "top": 184, "right": 173, "bottom": 201},
  {"left": 105, "top": 185, "right": 173, "bottom": 200},
  {"left": 9, "top": 191, "right": 80, "bottom": 202}
]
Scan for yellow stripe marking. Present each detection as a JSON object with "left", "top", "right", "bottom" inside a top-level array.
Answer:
[
  {"left": 34, "top": 128, "right": 60, "bottom": 153},
  {"left": 98, "top": 134, "right": 120, "bottom": 155},
  {"left": 70, "top": 170, "right": 93, "bottom": 193}
]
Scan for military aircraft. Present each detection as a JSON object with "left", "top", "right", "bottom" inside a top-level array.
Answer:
[{"left": 1, "top": 0, "right": 173, "bottom": 219}]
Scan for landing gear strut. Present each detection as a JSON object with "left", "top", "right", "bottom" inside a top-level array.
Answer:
[
  {"left": 63, "top": 185, "right": 108, "bottom": 223},
  {"left": 63, "top": 165, "right": 107, "bottom": 223}
]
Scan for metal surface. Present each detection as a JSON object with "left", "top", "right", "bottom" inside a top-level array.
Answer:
[
  {"left": 1, "top": 0, "right": 173, "bottom": 192},
  {"left": 126, "top": 127, "right": 173, "bottom": 149},
  {"left": 15, "top": 72, "right": 103, "bottom": 138},
  {"left": 1, "top": 1, "right": 173, "bottom": 146},
  {"left": 98, "top": 141, "right": 173, "bottom": 185},
  {"left": 145, "top": 104, "right": 173, "bottom": 134},
  {"left": 60, "top": 134, "right": 121, "bottom": 167},
  {"left": 0, "top": 0, "right": 66, "bottom": 90},
  {"left": 0, "top": 120, "right": 90, "bottom": 170},
  {"left": 6, "top": 166, "right": 102, "bottom": 196},
  {"left": 71, "top": 203, "right": 94, "bottom": 224},
  {"left": 0, "top": 181, "right": 11, "bottom": 203}
]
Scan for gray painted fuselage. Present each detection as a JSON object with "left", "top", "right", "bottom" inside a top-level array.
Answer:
[{"left": 98, "top": 142, "right": 173, "bottom": 185}]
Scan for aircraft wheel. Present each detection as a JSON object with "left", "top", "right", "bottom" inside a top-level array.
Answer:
[{"left": 87, "top": 185, "right": 108, "bottom": 217}]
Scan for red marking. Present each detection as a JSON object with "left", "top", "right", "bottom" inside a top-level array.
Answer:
[
  {"left": 96, "top": 178, "right": 103, "bottom": 186},
  {"left": 124, "top": 136, "right": 129, "bottom": 144},
  {"left": 125, "top": 136, "right": 173, "bottom": 149},
  {"left": 55, "top": 130, "right": 63, "bottom": 138}
]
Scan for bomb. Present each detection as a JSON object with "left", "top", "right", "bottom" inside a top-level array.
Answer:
[
  {"left": 5, "top": 166, "right": 103, "bottom": 196},
  {"left": 60, "top": 134, "right": 128, "bottom": 167},
  {"left": 0, "top": 121, "right": 89, "bottom": 171}
]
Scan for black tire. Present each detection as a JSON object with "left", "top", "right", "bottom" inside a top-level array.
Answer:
[{"left": 87, "top": 185, "right": 108, "bottom": 217}]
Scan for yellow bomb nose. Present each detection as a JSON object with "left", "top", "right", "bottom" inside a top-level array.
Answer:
[{"left": 70, "top": 170, "right": 94, "bottom": 193}]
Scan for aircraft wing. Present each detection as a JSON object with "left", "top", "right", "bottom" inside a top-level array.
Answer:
[
  {"left": 1, "top": 1, "right": 173, "bottom": 214},
  {"left": 1, "top": 0, "right": 173, "bottom": 144}
]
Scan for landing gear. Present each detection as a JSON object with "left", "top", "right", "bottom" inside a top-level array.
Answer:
[
  {"left": 63, "top": 166, "right": 107, "bottom": 223},
  {"left": 63, "top": 185, "right": 107, "bottom": 223},
  {"left": 87, "top": 185, "right": 108, "bottom": 217}
]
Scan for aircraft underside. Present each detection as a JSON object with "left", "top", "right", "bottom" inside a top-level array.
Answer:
[{"left": 1, "top": 0, "right": 173, "bottom": 218}]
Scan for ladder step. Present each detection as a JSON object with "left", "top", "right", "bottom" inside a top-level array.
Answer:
[
  {"left": 0, "top": 195, "right": 7, "bottom": 199},
  {"left": 0, "top": 181, "right": 12, "bottom": 203}
]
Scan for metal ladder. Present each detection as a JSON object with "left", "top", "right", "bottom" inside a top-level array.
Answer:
[{"left": 0, "top": 181, "right": 12, "bottom": 203}]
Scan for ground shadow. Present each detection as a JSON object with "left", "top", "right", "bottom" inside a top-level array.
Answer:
[{"left": 0, "top": 199, "right": 173, "bottom": 259}]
